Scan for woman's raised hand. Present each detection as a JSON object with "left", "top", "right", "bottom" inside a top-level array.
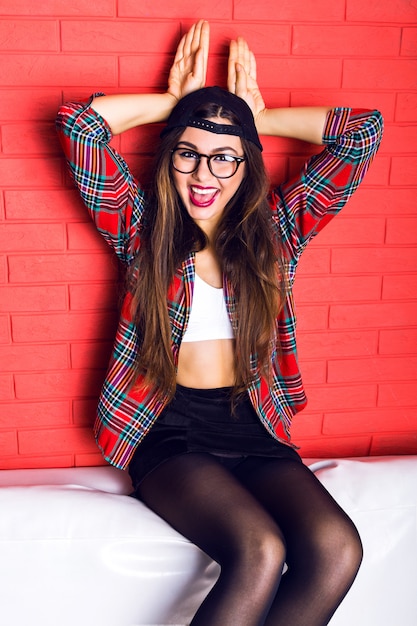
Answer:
[
  {"left": 228, "top": 37, "right": 266, "bottom": 123},
  {"left": 167, "top": 20, "right": 209, "bottom": 102}
]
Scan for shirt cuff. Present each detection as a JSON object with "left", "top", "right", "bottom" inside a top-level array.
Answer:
[{"left": 322, "top": 107, "right": 351, "bottom": 144}]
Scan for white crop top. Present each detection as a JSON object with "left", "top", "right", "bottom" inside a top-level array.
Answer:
[{"left": 182, "top": 274, "right": 234, "bottom": 342}]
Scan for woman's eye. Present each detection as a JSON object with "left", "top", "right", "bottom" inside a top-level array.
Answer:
[
  {"left": 213, "top": 154, "right": 234, "bottom": 162},
  {"left": 180, "top": 151, "right": 199, "bottom": 160}
]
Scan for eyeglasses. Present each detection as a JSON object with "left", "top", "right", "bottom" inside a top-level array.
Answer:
[{"left": 171, "top": 148, "right": 246, "bottom": 179}]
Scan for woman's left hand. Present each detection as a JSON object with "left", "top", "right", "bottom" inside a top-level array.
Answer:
[
  {"left": 227, "top": 37, "right": 266, "bottom": 124},
  {"left": 167, "top": 20, "right": 209, "bottom": 102}
]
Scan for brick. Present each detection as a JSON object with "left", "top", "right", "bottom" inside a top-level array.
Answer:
[
  {"left": 0, "top": 257, "right": 6, "bottom": 285},
  {"left": 264, "top": 156, "right": 288, "bottom": 187},
  {"left": 295, "top": 305, "right": 329, "bottom": 331},
  {"left": 386, "top": 218, "right": 417, "bottom": 244},
  {"left": 119, "top": 0, "right": 232, "bottom": 19},
  {"left": 119, "top": 53, "right": 176, "bottom": 89},
  {"left": 67, "top": 222, "right": 113, "bottom": 251},
  {"left": 330, "top": 302, "right": 417, "bottom": 330},
  {"left": 328, "top": 355, "right": 417, "bottom": 383},
  {"left": 0, "top": 374, "right": 14, "bottom": 400},
  {"left": 380, "top": 124, "right": 417, "bottom": 154},
  {"left": 378, "top": 382, "right": 417, "bottom": 408},
  {"left": 294, "top": 275, "right": 381, "bottom": 304},
  {"left": 298, "top": 330, "right": 378, "bottom": 359},
  {"left": 0, "top": 223, "right": 64, "bottom": 252},
  {"left": 293, "top": 25, "right": 400, "bottom": 57},
  {"left": 0, "top": 285, "right": 67, "bottom": 312},
  {"left": 396, "top": 93, "right": 417, "bottom": 122},
  {"left": 0, "top": 430, "right": 18, "bottom": 456},
  {"left": 61, "top": 20, "right": 179, "bottom": 54},
  {"left": 343, "top": 60, "right": 417, "bottom": 90},
  {"left": 346, "top": 0, "right": 417, "bottom": 24},
  {"left": 0, "top": 54, "right": 116, "bottom": 87},
  {"left": 0, "top": 19, "right": 58, "bottom": 51},
  {"left": 2, "top": 122, "right": 61, "bottom": 155},
  {"left": 382, "top": 274, "right": 417, "bottom": 300},
  {"left": 258, "top": 58, "right": 342, "bottom": 90},
  {"left": 314, "top": 217, "right": 386, "bottom": 246},
  {"left": 0, "top": 0, "right": 115, "bottom": 16},
  {"left": 75, "top": 453, "right": 107, "bottom": 467},
  {"left": 0, "top": 158, "right": 61, "bottom": 188},
  {"left": 297, "top": 360, "right": 326, "bottom": 385},
  {"left": 0, "top": 401, "right": 69, "bottom": 427},
  {"left": 297, "top": 245, "right": 331, "bottom": 275},
  {"left": 291, "top": 91, "right": 395, "bottom": 121},
  {"left": 207, "top": 22, "right": 291, "bottom": 57},
  {"left": 12, "top": 311, "right": 118, "bottom": 343},
  {"left": 370, "top": 433, "right": 417, "bottom": 456},
  {"left": 0, "top": 344, "right": 68, "bottom": 373},
  {"left": 14, "top": 370, "right": 103, "bottom": 400},
  {"left": 5, "top": 189, "right": 87, "bottom": 221},
  {"left": 235, "top": 0, "right": 345, "bottom": 20},
  {"left": 323, "top": 408, "right": 416, "bottom": 435},
  {"left": 379, "top": 328, "right": 417, "bottom": 355},
  {"left": 296, "top": 436, "right": 371, "bottom": 459},
  {"left": 331, "top": 247, "right": 417, "bottom": 274},
  {"left": 401, "top": 28, "right": 417, "bottom": 56},
  {"left": 0, "top": 455, "right": 74, "bottom": 470},
  {"left": 0, "top": 315, "right": 10, "bottom": 343},
  {"left": 120, "top": 124, "right": 162, "bottom": 155},
  {"left": 345, "top": 188, "right": 417, "bottom": 216},
  {"left": 69, "top": 282, "right": 119, "bottom": 311},
  {"left": 73, "top": 399, "right": 98, "bottom": 426},
  {"left": 18, "top": 426, "right": 97, "bottom": 455},
  {"left": 306, "top": 383, "right": 377, "bottom": 411},
  {"left": 0, "top": 89, "right": 62, "bottom": 121},
  {"left": 8, "top": 253, "right": 118, "bottom": 283},
  {"left": 290, "top": 413, "right": 324, "bottom": 438},
  {"left": 390, "top": 156, "right": 417, "bottom": 186},
  {"left": 70, "top": 341, "right": 113, "bottom": 369}
]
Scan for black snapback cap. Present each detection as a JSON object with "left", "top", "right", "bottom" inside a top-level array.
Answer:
[{"left": 161, "top": 86, "right": 263, "bottom": 151}]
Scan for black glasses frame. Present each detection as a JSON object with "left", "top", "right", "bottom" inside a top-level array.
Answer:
[{"left": 170, "top": 149, "right": 246, "bottom": 179}]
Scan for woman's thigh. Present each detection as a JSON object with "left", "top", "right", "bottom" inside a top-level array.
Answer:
[
  {"left": 234, "top": 457, "right": 362, "bottom": 565},
  {"left": 136, "top": 452, "right": 286, "bottom": 565}
]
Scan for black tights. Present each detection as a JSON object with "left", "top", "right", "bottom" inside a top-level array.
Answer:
[{"left": 137, "top": 453, "right": 363, "bottom": 626}]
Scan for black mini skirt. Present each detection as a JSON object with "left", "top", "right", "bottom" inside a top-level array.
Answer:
[{"left": 128, "top": 384, "right": 301, "bottom": 488}]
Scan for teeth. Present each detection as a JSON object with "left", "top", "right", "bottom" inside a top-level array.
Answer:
[{"left": 191, "top": 187, "right": 216, "bottom": 195}]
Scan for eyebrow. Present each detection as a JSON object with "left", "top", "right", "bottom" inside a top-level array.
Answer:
[{"left": 176, "top": 140, "right": 240, "bottom": 155}]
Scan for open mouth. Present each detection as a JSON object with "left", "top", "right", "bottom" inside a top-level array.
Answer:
[{"left": 189, "top": 185, "right": 219, "bottom": 207}]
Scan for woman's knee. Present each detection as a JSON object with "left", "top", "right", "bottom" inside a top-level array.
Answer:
[
  {"left": 227, "top": 523, "right": 287, "bottom": 582},
  {"left": 306, "top": 513, "right": 363, "bottom": 583}
]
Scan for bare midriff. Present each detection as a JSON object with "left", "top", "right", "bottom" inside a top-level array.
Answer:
[
  {"left": 176, "top": 248, "right": 236, "bottom": 388},
  {"left": 176, "top": 339, "right": 236, "bottom": 388}
]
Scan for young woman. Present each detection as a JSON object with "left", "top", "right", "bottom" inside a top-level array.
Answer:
[{"left": 56, "top": 20, "right": 383, "bottom": 626}]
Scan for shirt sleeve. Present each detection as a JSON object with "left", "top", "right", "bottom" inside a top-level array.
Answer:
[
  {"left": 55, "top": 93, "right": 144, "bottom": 265},
  {"left": 271, "top": 107, "right": 384, "bottom": 260}
]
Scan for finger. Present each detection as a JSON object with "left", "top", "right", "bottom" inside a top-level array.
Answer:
[
  {"left": 249, "top": 49, "right": 257, "bottom": 81},
  {"left": 227, "top": 40, "right": 238, "bottom": 93},
  {"left": 234, "top": 62, "right": 248, "bottom": 99},
  {"left": 182, "top": 22, "right": 197, "bottom": 59},
  {"left": 173, "top": 33, "right": 186, "bottom": 64},
  {"left": 199, "top": 20, "right": 210, "bottom": 81},
  {"left": 236, "top": 37, "right": 250, "bottom": 74}
]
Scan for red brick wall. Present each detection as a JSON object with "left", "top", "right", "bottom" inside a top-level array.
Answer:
[{"left": 1, "top": 1, "right": 416, "bottom": 468}]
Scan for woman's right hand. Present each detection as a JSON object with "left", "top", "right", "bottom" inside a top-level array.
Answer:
[{"left": 167, "top": 20, "right": 210, "bottom": 102}]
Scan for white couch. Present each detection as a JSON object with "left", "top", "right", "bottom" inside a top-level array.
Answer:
[{"left": 0, "top": 456, "right": 416, "bottom": 626}]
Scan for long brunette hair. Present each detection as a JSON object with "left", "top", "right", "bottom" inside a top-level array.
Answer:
[{"left": 129, "top": 102, "right": 287, "bottom": 398}]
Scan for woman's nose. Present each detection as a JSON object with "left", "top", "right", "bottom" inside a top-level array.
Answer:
[{"left": 192, "top": 156, "right": 213, "bottom": 180}]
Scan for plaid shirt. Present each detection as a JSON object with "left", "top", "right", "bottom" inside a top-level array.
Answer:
[{"left": 56, "top": 97, "right": 383, "bottom": 469}]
